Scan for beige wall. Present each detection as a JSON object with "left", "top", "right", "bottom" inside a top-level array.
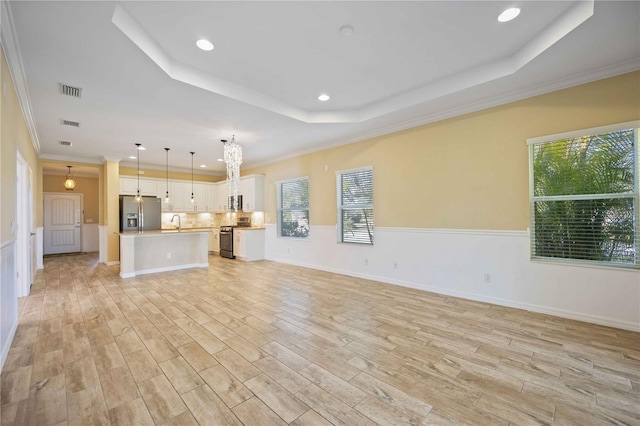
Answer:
[
  {"left": 119, "top": 166, "right": 222, "bottom": 183},
  {"left": 1, "top": 46, "right": 41, "bottom": 244},
  {"left": 42, "top": 175, "right": 100, "bottom": 224},
  {"left": 245, "top": 71, "right": 640, "bottom": 230}
]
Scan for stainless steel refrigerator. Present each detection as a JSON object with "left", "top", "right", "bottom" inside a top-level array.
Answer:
[{"left": 119, "top": 196, "right": 162, "bottom": 232}]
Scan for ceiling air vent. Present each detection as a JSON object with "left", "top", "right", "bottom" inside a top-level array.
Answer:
[
  {"left": 60, "top": 83, "right": 82, "bottom": 98},
  {"left": 62, "top": 119, "right": 80, "bottom": 127},
  {"left": 59, "top": 140, "right": 72, "bottom": 147}
]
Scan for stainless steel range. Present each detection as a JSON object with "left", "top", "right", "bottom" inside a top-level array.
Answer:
[{"left": 220, "top": 226, "right": 234, "bottom": 259}]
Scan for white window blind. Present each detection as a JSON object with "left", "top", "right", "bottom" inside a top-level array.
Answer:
[
  {"left": 529, "top": 122, "right": 639, "bottom": 268},
  {"left": 337, "top": 167, "right": 373, "bottom": 244},
  {"left": 277, "top": 177, "right": 309, "bottom": 238}
]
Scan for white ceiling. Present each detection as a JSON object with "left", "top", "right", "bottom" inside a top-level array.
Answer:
[{"left": 3, "top": 1, "right": 639, "bottom": 175}]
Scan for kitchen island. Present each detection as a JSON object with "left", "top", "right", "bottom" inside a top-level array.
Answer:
[{"left": 119, "top": 230, "right": 209, "bottom": 278}]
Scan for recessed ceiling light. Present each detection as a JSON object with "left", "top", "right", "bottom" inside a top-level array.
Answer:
[
  {"left": 318, "top": 94, "right": 330, "bottom": 102},
  {"left": 196, "top": 39, "right": 214, "bottom": 51},
  {"left": 129, "top": 156, "right": 137, "bottom": 159},
  {"left": 217, "top": 158, "right": 224, "bottom": 162},
  {"left": 136, "top": 145, "right": 146, "bottom": 150},
  {"left": 498, "top": 7, "right": 520, "bottom": 22},
  {"left": 200, "top": 164, "right": 206, "bottom": 168},
  {"left": 339, "top": 24, "right": 354, "bottom": 37}
]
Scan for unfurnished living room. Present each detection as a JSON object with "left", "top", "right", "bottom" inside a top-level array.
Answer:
[{"left": 1, "top": 1, "right": 639, "bottom": 425}]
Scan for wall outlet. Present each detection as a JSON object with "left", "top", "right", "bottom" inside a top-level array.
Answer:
[
  {"left": 364, "top": 258, "right": 368, "bottom": 266},
  {"left": 483, "top": 273, "right": 491, "bottom": 283},
  {"left": 167, "top": 252, "right": 172, "bottom": 260}
]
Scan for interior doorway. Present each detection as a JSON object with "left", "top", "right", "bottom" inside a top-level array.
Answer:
[
  {"left": 16, "top": 152, "right": 34, "bottom": 297},
  {"left": 43, "top": 193, "right": 83, "bottom": 255}
]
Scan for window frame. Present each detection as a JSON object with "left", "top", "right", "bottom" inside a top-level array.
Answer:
[
  {"left": 336, "top": 166, "right": 374, "bottom": 245},
  {"left": 276, "top": 176, "right": 310, "bottom": 240},
  {"left": 527, "top": 120, "right": 640, "bottom": 269}
]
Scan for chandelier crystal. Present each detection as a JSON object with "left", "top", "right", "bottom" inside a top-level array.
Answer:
[{"left": 222, "top": 135, "right": 242, "bottom": 211}]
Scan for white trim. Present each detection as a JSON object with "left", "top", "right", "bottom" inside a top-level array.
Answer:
[
  {"left": 120, "top": 262, "right": 208, "bottom": 278},
  {"left": 275, "top": 176, "right": 310, "bottom": 185},
  {"left": 0, "top": 238, "right": 16, "bottom": 249},
  {"left": 526, "top": 120, "right": 640, "bottom": 145},
  {"left": 335, "top": 165, "right": 373, "bottom": 175},
  {"left": 0, "top": 2, "right": 40, "bottom": 153},
  {"left": 39, "top": 153, "right": 107, "bottom": 165},
  {"left": 35, "top": 227, "right": 43, "bottom": 269},
  {"left": 376, "top": 227, "right": 528, "bottom": 238}
]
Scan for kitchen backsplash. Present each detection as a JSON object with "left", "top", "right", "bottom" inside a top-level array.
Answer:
[{"left": 161, "top": 211, "right": 264, "bottom": 229}]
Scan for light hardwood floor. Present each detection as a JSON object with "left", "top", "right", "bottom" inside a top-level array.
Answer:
[{"left": 1, "top": 253, "right": 639, "bottom": 425}]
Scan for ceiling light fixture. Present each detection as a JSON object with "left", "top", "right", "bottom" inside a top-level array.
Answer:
[
  {"left": 64, "top": 165, "right": 76, "bottom": 191},
  {"left": 135, "top": 143, "right": 142, "bottom": 201},
  {"left": 217, "top": 158, "right": 224, "bottom": 162},
  {"left": 129, "top": 156, "right": 137, "bottom": 159},
  {"left": 318, "top": 94, "right": 330, "bottom": 101},
  {"left": 498, "top": 7, "right": 520, "bottom": 22},
  {"left": 190, "top": 151, "right": 195, "bottom": 204},
  {"left": 164, "top": 148, "right": 170, "bottom": 203},
  {"left": 221, "top": 135, "right": 242, "bottom": 212},
  {"left": 200, "top": 165, "right": 206, "bottom": 168},
  {"left": 196, "top": 39, "right": 214, "bottom": 51}
]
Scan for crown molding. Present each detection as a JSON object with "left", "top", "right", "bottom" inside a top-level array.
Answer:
[
  {"left": 39, "top": 153, "right": 106, "bottom": 165},
  {"left": 1, "top": 1, "right": 40, "bottom": 154}
]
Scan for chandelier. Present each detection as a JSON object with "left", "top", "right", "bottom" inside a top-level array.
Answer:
[
  {"left": 222, "top": 135, "right": 242, "bottom": 211},
  {"left": 64, "top": 165, "right": 76, "bottom": 190}
]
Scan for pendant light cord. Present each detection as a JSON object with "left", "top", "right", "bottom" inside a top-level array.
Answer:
[{"left": 190, "top": 152, "right": 195, "bottom": 202}]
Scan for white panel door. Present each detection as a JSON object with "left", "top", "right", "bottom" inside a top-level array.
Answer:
[{"left": 44, "top": 193, "right": 82, "bottom": 255}]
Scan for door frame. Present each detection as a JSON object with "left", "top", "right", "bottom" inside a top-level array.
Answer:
[
  {"left": 43, "top": 192, "right": 84, "bottom": 255},
  {"left": 16, "top": 151, "right": 33, "bottom": 297}
]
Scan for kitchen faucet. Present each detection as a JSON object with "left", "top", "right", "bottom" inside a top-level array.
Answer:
[{"left": 171, "top": 214, "right": 181, "bottom": 231}]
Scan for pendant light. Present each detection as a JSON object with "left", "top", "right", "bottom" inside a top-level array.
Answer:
[
  {"left": 135, "top": 143, "right": 142, "bottom": 201},
  {"left": 190, "top": 151, "right": 195, "bottom": 204},
  {"left": 64, "top": 165, "right": 76, "bottom": 190},
  {"left": 164, "top": 148, "right": 170, "bottom": 202}
]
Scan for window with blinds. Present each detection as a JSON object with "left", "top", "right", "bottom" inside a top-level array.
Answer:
[
  {"left": 277, "top": 177, "right": 309, "bottom": 238},
  {"left": 529, "top": 122, "right": 639, "bottom": 268},
  {"left": 337, "top": 167, "right": 374, "bottom": 244}
]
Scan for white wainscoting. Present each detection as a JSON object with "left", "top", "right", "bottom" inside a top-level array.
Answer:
[
  {"left": 99, "top": 226, "right": 108, "bottom": 264},
  {"left": 265, "top": 225, "right": 640, "bottom": 332},
  {"left": 1, "top": 239, "right": 18, "bottom": 371},
  {"left": 82, "top": 223, "right": 99, "bottom": 252},
  {"left": 36, "top": 227, "right": 43, "bottom": 269}
]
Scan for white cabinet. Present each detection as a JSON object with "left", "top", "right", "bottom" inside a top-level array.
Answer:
[
  {"left": 156, "top": 181, "right": 172, "bottom": 212},
  {"left": 193, "top": 183, "right": 215, "bottom": 212},
  {"left": 120, "top": 177, "right": 218, "bottom": 212},
  {"left": 239, "top": 175, "right": 265, "bottom": 212},
  {"left": 169, "top": 181, "right": 188, "bottom": 211},
  {"left": 214, "top": 183, "right": 228, "bottom": 212},
  {"left": 233, "top": 229, "right": 264, "bottom": 261},
  {"left": 233, "top": 230, "right": 246, "bottom": 258},
  {"left": 119, "top": 177, "right": 157, "bottom": 196},
  {"left": 209, "top": 229, "right": 220, "bottom": 253}
]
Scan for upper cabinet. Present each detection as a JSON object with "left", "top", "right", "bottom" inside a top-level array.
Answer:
[
  {"left": 119, "top": 177, "right": 216, "bottom": 212},
  {"left": 119, "top": 177, "right": 157, "bottom": 196},
  {"left": 239, "top": 175, "right": 265, "bottom": 212},
  {"left": 214, "top": 182, "right": 228, "bottom": 212}
]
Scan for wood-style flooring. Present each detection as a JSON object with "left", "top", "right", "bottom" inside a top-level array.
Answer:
[{"left": 1, "top": 253, "right": 639, "bottom": 425}]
